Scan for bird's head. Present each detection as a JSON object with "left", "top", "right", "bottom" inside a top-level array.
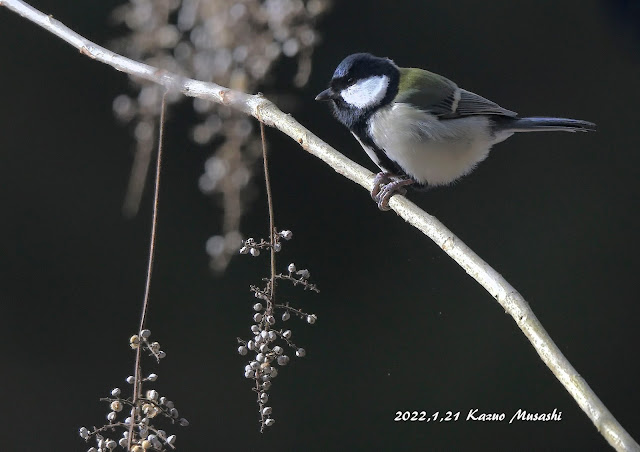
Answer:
[{"left": 316, "top": 53, "right": 400, "bottom": 128}]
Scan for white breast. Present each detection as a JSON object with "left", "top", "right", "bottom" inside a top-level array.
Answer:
[{"left": 367, "top": 103, "right": 511, "bottom": 186}]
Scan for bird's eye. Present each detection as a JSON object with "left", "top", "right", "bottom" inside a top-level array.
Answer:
[{"left": 346, "top": 77, "right": 355, "bottom": 85}]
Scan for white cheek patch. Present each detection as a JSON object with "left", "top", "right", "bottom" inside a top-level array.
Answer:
[{"left": 340, "top": 75, "right": 389, "bottom": 109}]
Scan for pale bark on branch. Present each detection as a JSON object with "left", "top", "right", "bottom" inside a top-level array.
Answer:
[{"left": 2, "top": 0, "right": 638, "bottom": 450}]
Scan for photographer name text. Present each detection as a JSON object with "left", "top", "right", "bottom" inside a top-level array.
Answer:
[{"left": 394, "top": 409, "right": 562, "bottom": 424}]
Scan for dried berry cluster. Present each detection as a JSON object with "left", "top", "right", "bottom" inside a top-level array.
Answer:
[
  {"left": 239, "top": 228, "right": 293, "bottom": 256},
  {"left": 237, "top": 229, "right": 319, "bottom": 431},
  {"left": 79, "top": 330, "right": 187, "bottom": 451}
]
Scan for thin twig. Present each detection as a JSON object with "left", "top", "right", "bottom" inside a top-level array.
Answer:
[
  {"left": 2, "top": 1, "right": 638, "bottom": 450},
  {"left": 259, "top": 121, "right": 276, "bottom": 434},
  {"left": 127, "top": 92, "right": 167, "bottom": 449},
  {"left": 260, "top": 122, "right": 276, "bottom": 303}
]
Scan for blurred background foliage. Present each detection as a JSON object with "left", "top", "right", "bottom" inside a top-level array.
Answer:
[{"left": 0, "top": 0, "right": 639, "bottom": 450}]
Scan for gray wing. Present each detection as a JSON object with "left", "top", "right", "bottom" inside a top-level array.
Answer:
[
  {"left": 396, "top": 68, "right": 517, "bottom": 118},
  {"left": 440, "top": 89, "right": 517, "bottom": 118}
]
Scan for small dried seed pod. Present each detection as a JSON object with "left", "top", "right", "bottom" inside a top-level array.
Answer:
[
  {"left": 129, "top": 335, "right": 140, "bottom": 348},
  {"left": 110, "top": 401, "right": 123, "bottom": 412}
]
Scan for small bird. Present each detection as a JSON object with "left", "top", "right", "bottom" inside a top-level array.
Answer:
[{"left": 316, "top": 53, "right": 596, "bottom": 210}]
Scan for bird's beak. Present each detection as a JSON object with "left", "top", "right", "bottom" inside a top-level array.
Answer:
[{"left": 315, "top": 88, "right": 336, "bottom": 101}]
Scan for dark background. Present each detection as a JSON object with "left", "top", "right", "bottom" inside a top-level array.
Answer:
[{"left": 1, "top": 0, "right": 639, "bottom": 451}]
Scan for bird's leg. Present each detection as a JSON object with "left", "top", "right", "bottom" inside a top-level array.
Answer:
[
  {"left": 376, "top": 178, "right": 414, "bottom": 210},
  {"left": 371, "top": 172, "right": 414, "bottom": 211},
  {"left": 371, "top": 172, "right": 395, "bottom": 200}
]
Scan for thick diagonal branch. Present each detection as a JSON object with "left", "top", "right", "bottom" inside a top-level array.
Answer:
[{"left": 1, "top": 1, "right": 637, "bottom": 450}]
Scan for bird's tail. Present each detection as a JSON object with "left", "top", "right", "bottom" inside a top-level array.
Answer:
[{"left": 497, "top": 117, "right": 596, "bottom": 133}]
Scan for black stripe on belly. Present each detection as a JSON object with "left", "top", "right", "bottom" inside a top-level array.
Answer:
[{"left": 351, "top": 121, "right": 408, "bottom": 178}]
